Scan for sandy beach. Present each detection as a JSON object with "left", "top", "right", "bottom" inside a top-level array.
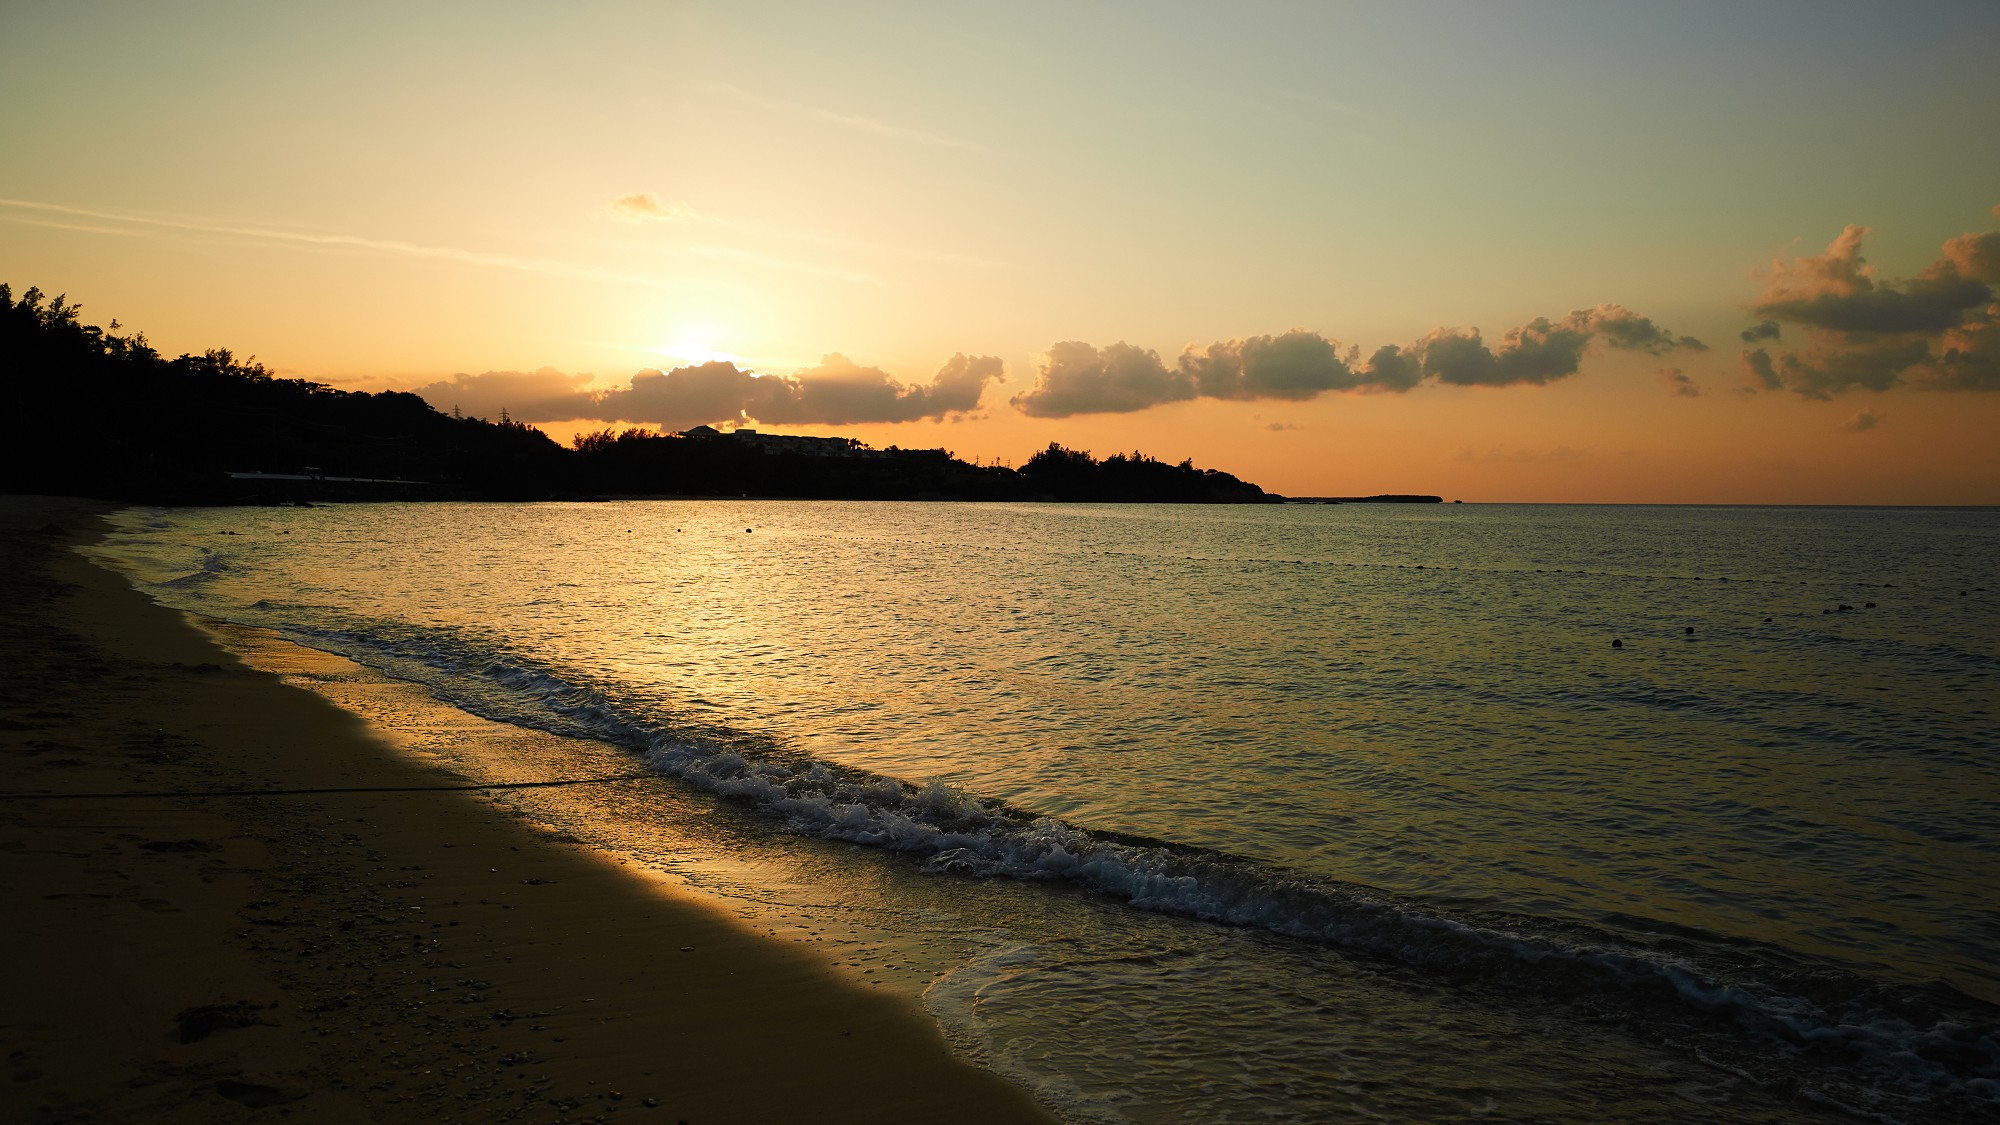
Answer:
[{"left": 0, "top": 497, "right": 1053, "bottom": 1124}]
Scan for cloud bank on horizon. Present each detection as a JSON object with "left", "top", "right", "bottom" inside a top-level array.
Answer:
[
  {"left": 1009, "top": 305, "right": 1705, "bottom": 418},
  {"left": 410, "top": 353, "right": 1004, "bottom": 432},
  {"left": 408, "top": 208, "right": 1999, "bottom": 432},
  {"left": 412, "top": 303, "right": 1706, "bottom": 431},
  {"left": 1740, "top": 216, "right": 2000, "bottom": 397}
]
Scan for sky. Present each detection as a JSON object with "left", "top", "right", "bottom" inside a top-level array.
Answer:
[{"left": 3, "top": 0, "right": 1997, "bottom": 503}]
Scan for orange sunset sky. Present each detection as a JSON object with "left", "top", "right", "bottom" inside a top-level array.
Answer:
[{"left": 4, "top": 2, "right": 1997, "bottom": 503}]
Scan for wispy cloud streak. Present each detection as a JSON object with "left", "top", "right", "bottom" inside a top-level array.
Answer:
[
  {"left": 0, "top": 197, "right": 674, "bottom": 287},
  {"left": 0, "top": 197, "right": 877, "bottom": 287}
]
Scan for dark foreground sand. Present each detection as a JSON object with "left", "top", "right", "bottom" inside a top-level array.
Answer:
[{"left": 0, "top": 497, "right": 1053, "bottom": 1125}]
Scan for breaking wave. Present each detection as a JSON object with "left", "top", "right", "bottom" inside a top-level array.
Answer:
[
  {"left": 159, "top": 549, "right": 230, "bottom": 587},
  {"left": 277, "top": 618, "right": 1998, "bottom": 1119}
]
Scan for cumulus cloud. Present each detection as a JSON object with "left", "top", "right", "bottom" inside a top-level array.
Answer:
[
  {"left": 610, "top": 192, "right": 695, "bottom": 223},
  {"left": 1754, "top": 225, "right": 1987, "bottom": 336},
  {"left": 1845, "top": 410, "right": 1886, "bottom": 432},
  {"left": 1180, "top": 331, "right": 1354, "bottom": 400},
  {"left": 1659, "top": 368, "right": 1702, "bottom": 397},
  {"left": 1416, "top": 321, "right": 1590, "bottom": 386},
  {"left": 1941, "top": 230, "right": 2000, "bottom": 284},
  {"left": 408, "top": 367, "right": 597, "bottom": 421},
  {"left": 592, "top": 361, "right": 763, "bottom": 431},
  {"left": 1576, "top": 304, "right": 1708, "bottom": 354},
  {"left": 1928, "top": 304, "right": 2000, "bottom": 391},
  {"left": 1741, "top": 338, "right": 1932, "bottom": 397},
  {"left": 1010, "top": 341, "right": 1192, "bottom": 418},
  {"left": 743, "top": 352, "right": 1001, "bottom": 425},
  {"left": 1414, "top": 304, "right": 1702, "bottom": 389},
  {"left": 1740, "top": 216, "right": 2000, "bottom": 397},
  {"left": 414, "top": 353, "right": 1003, "bottom": 431},
  {"left": 1359, "top": 344, "right": 1423, "bottom": 390},
  {"left": 1008, "top": 305, "right": 1701, "bottom": 417}
]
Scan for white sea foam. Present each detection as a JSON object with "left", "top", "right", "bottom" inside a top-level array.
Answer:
[
  {"left": 92, "top": 500, "right": 2000, "bottom": 1122},
  {"left": 159, "top": 550, "right": 229, "bottom": 587},
  {"left": 253, "top": 621, "right": 2000, "bottom": 1114},
  {"left": 927, "top": 944, "right": 1131, "bottom": 1125}
]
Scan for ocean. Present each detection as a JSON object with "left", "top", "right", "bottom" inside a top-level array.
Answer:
[{"left": 92, "top": 501, "right": 1999, "bottom": 1122}]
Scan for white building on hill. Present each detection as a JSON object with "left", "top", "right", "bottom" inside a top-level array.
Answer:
[{"left": 677, "top": 426, "right": 886, "bottom": 459}]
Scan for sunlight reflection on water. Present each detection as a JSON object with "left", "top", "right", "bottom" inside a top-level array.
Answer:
[{"left": 97, "top": 500, "right": 2000, "bottom": 1122}]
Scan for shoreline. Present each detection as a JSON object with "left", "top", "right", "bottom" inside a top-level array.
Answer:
[{"left": 0, "top": 496, "right": 1053, "bottom": 1124}]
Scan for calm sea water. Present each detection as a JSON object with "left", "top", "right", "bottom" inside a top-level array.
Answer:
[{"left": 96, "top": 501, "right": 1999, "bottom": 1122}]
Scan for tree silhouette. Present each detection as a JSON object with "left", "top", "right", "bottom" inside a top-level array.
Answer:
[{"left": 2, "top": 281, "right": 1277, "bottom": 505}]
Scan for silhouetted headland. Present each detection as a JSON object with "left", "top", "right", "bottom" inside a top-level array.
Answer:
[{"left": 1, "top": 284, "right": 1293, "bottom": 505}]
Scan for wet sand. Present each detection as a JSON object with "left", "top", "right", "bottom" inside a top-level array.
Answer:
[{"left": 0, "top": 497, "right": 1053, "bottom": 1124}]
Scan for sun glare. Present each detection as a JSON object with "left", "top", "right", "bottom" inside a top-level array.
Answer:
[{"left": 654, "top": 324, "right": 740, "bottom": 367}]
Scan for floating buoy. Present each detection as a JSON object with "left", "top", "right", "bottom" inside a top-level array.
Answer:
[
  {"left": 1763, "top": 617, "right": 1773, "bottom": 623},
  {"left": 1684, "top": 627, "right": 1695, "bottom": 634},
  {"left": 1611, "top": 639, "right": 1623, "bottom": 648},
  {"left": 1865, "top": 601, "right": 1876, "bottom": 608}
]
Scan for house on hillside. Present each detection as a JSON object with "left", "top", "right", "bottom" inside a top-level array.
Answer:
[{"left": 674, "top": 424, "right": 888, "bottom": 458}]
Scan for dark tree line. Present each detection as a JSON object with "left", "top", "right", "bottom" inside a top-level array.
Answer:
[
  {"left": 1, "top": 284, "right": 567, "bottom": 501},
  {"left": 565, "top": 427, "right": 1038, "bottom": 500},
  {"left": 1017, "top": 443, "right": 1271, "bottom": 502},
  {"left": 0, "top": 284, "right": 1275, "bottom": 504}
]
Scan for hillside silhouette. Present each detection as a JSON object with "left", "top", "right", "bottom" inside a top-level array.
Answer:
[{"left": 0, "top": 284, "right": 1275, "bottom": 504}]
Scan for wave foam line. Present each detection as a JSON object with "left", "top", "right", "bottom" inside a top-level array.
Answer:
[{"left": 287, "top": 621, "right": 1999, "bottom": 1115}]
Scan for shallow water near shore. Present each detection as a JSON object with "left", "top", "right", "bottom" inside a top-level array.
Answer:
[{"left": 94, "top": 501, "right": 2000, "bottom": 1122}]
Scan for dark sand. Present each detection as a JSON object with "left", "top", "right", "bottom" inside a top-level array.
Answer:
[{"left": 0, "top": 497, "right": 1054, "bottom": 1124}]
